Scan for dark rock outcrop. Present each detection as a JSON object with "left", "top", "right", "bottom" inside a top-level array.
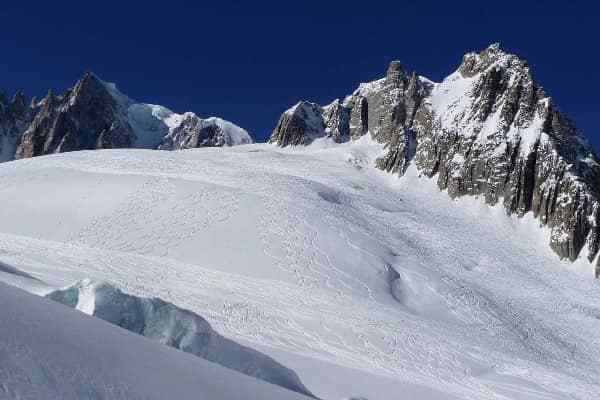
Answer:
[
  {"left": 269, "top": 60, "right": 429, "bottom": 174},
  {"left": 269, "top": 101, "right": 326, "bottom": 146},
  {"left": 270, "top": 44, "right": 600, "bottom": 275},
  {"left": 323, "top": 99, "right": 350, "bottom": 143},
  {"left": 159, "top": 115, "right": 252, "bottom": 150},
  {"left": 16, "top": 72, "right": 136, "bottom": 159},
  {"left": 415, "top": 44, "right": 600, "bottom": 275},
  {"left": 0, "top": 90, "right": 35, "bottom": 161}
]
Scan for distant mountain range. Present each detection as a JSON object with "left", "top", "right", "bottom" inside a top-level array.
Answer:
[{"left": 0, "top": 72, "right": 251, "bottom": 162}]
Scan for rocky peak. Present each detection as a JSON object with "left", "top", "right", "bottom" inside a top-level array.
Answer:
[
  {"left": 40, "top": 89, "right": 58, "bottom": 110},
  {"left": 1, "top": 88, "right": 30, "bottom": 124},
  {"left": 386, "top": 60, "right": 406, "bottom": 87},
  {"left": 2, "top": 73, "right": 252, "bottom": 162},
  {"left": 269, "top": 43, "right": 600, "bottom": 276},
  {"left": 0, "top": 89, "right": 34, "bottom": 161},
  {"left": 422, "top": 45, "right": 600, "bottom": 274},
  {"left": 459, "top": 42, "right": 515, "bottom": 76},
  {"left": 269, "top": 101, "right": 326, "bottom": 146},
  {"left": 73, "top": 72, "right": 108, "bottom": 96},
  {"left": 68, "top": 71, "right": 121, "bottom": 114},
  {"left": 9, "top": 90, "right": 27, "bottom": 117},
  {"left": 16, "top": 71, "right": 136, "bottom": 159},
  {"left": 269, "top": 59, "right": 428, "bottom": 148},
  {"left": 159, "top": 113, "right": 252, "bottom": 150}
]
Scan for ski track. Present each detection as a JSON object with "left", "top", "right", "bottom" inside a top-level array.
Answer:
[{"left": 1, "top": 146, "right": 600, "bottom": 399}]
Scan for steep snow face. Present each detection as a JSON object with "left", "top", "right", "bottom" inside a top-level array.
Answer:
[
  {"left": 100, "top": 78, "right": 252, "bottom": 149},
  {"left": 0, "top": 282, "right": 312, "bottom": 400},
  {"left": 46, "top": 279, "right": 313, "bottom": 397},
  {"left": 1, "top": 144, "right": 600, "bottom": 399}
]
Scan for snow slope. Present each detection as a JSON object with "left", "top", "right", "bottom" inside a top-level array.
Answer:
[
  {"left": 0, "top": 281, "right": 312, "bottom": 400},
  {"left": 1, "top": 140, "right": 600, "bottom": 399},
  {"left": 45, "top": 279, "right": 314, "bottom": 396}
]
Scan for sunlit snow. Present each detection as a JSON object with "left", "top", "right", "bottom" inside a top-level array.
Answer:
[{"left": 1, "top": 138, "right": 599, "bottom": 399}]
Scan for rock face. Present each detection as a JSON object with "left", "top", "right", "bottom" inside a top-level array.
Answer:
[
  {"left": 0, "top": 91, "right": 34, "bottom": 161},
  {"left": 46, "top": 279, "right": 314, "bottom": 397},
  {"left": 269, "top": 101, "right": 327, "bottom": 146},
  {"left": 0, "top": 73, "right": 252, "bottom": 162},
  {"left": 159, "top": 115, "right": 252, "bottom": 150},
  {"left": 270, "top": 44, "right": 600, "bottom": 275},
  {"left": 17, "top": 73, "right": 136, "bottom": 159}
]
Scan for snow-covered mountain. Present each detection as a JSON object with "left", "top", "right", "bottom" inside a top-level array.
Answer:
[
  {"left": 0, "top": 72, "right": 251, "bottom": 161},
  {"left": 101, "top": 77, "right": 252, "bottom": 149},
  {"left": 1, "top": 43, "right": 600, "bottom": 400},
  {"left": 271, "top": 43, "right": 600, "bottom": 275}
]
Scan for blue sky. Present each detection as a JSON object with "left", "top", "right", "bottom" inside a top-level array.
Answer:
[{"left": 0, "top": 1, "right": 597, "bottom": 144}]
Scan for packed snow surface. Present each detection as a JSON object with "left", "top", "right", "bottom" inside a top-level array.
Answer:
[
  {"left": 1, "top": 139, "right": 600, "bottom": 399},
  {"left": 0, "top": 281, "right": 312, "bottom": 400}
]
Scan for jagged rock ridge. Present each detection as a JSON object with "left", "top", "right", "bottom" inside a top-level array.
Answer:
[
  {"left": 269, "top": 44, "right": 600, "bottom": 275},
  {"left": 0, "top": 90, "right": 33, "bottom": 161},
  {"left": 17, "top": 73, "right": 136, "bottom": 158},
  {"left": 0, "top": 73, "right": 252, "bottom": 161}
]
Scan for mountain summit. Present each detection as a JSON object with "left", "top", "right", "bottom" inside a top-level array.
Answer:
[
  {"left": 0, "top": 72, "right": 252, "bottom": 161},
  {"left": 270, "top": 43, "right": 600, "bottom": 274}
]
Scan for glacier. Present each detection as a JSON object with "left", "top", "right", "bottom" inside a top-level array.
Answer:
[{"left": 0, "top": 139, "right": 599, "bottom": 399}]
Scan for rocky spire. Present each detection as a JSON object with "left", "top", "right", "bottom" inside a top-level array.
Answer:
[
  {"left": 2, "top": 72, "right": 252, "bottom": 162},
  {"left": 42, "top": 89, "right": 57, "bottom": 110},
  {"left": 72, "top": 71, "right": 106, "bottom": 99},
  {"left": 386, "top": 60, "right": 406, "bottom": 87},
  {"left": 16, "top": 71, "right": 136, "bottom": 159},
  {"left": 9, "top": 90, "right": 27, "bottom": 116}
]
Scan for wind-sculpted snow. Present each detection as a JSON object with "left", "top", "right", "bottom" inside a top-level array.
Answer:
[
  {"left": 46, "top": 279, "right": 314, "bottom": 397},
  {"left": 1, "top": 143, "right": 600, "bottom": 399},
  {"left": 0, "top": 282, "right": 313, "bottom": 400}
]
